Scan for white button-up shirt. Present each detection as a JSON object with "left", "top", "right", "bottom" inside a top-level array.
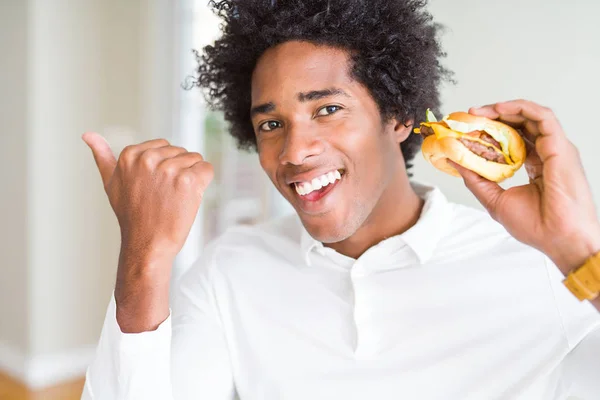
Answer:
[{"left": 83, "top": 183, "right": 600, "bottom": 400}]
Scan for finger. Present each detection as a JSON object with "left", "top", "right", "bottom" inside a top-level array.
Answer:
[
  {"left": 82, "top": 132, "right": 117, "bottom": 186},
  {"left": 468, "top": 105, "right": 499, "bottom": 119},
  {"left": 469, "top": 105, "right": 539, "bottom": 141},
  {"left": 158, "top": 152, "right": 205, "bottom": 170},
  {"left": 470, "top": 104, "right": 544, "bottom": 155},
  {"left": 471, "top": 103, "right": 536, "bottom": 128},
  {"left": 535, "top": 134, "right": 563, "bottom": 163},
  {"left": 121, "top": 138, "right": 173, "bottom": 160},
  {"left": 448, "top": 160, "right": 505, "bottom": 218},
  {"left": 493, "top": 100, "right": 565, "bottom": 139},
  {"left": 136, "top": 138, "right": 171, "bottom": 151},
  {"left": 140, "top": 145, "right": 188, "bottom": 166},
  {"left": 120, "top": 139, "right": 176, "bottom": 168},
  {"left": 188, "top": 161, "right": 214, "bottom": 193},
  {"left": 524, "top": 145, "right": 543, "bottom": 181},
  {"left": 492, "top": 102, "right": 576, "bottom": 172}
]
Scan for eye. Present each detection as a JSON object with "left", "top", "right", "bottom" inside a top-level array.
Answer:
[
  {"left": 316, "top": 105, "right": 342, "bottom": 117},
  {"left": 259, "top": 120, "right": 282, "bottom": 132}
]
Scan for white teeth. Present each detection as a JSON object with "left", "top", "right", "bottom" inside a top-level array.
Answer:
[
  {"left": 294, "top": 170, "right": 343, "bottom": 197},
  {"left": 327, "top": 172, "right": 336, "bottom": 184},
  {"left": 311, "top": 177, "right": 322, "bottom": 190},
  {"left": 303, "top": 182, "right": 312, "bottom": 194}
]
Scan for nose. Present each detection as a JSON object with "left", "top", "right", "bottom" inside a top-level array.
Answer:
[{"left": 278, "top": 122, "right": 325, "bottom": 166}]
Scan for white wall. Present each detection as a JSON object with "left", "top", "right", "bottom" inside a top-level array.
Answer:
[
  {"left": 0, "top": 0, "right": 30, "bottom": 361},
  {"left": 416, "top": 0, "right": 600, "bottom": 209},
  {"left": 27, "top": 0, "right": 122, "bottom": 358},
  {"left": 0, "top": 0, "right": 176, "bottom": 388}
]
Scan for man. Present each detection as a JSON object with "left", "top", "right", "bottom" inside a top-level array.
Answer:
[{"left": 81, "top": 0, "right": 600, "bottom": 399}]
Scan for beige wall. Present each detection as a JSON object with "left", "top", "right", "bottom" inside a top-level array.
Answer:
[
  {"left": 0, "top": 0, "right": 30, "bottom": 355},
  {"left": 415, "top": 0, "right": 600, "bottom": 209},
  {"left": 0, "top": 0, "right": 167, "bottom": 379},
  {"left": 27, "top": 0, "right": 124, "bottom": 356}
]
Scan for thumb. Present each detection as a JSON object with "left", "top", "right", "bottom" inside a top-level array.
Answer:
[
  {"left": 82, "top": 132, "right": 117, "bottom": 186},
  {"left": 448, "top": 160, "right": 504, "bottom": 218}
]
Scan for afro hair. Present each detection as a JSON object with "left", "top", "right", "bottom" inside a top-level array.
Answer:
[{"left": 190, "top": 0, "right": 453, "bottom": 172}]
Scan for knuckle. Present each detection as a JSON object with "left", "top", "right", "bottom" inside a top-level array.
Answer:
[
  {"left": 140, "top": 149, "right": 158, "bottom": 168},
  {"left": 176, "top": 171, "right": 194, "bottom": 187},
  {"left": 161, "top": 162, "right": 179, "bottom": 177},
  {"left": 173, "top": 146, "right": 187, "bottom": 153},
  {"left": 190, "top": 152, "right": 204, "bottom": 161},
  {"left": 119, "top": 145, "right": 136, "bottom": 162},
  {"left": 165, "top": 145, "right": 183, "bottom": 154},
  {"left": 514, "top": 98, "right": 527, "bottom": 105},
  {"left": 155, "top": 138, "right": 170, "bottom": 147},
  {"left": 196, "top": 162, "right": 215, "bottom": 186},
  {"left": 158, "top": 160, "right": 179, "bottom": 178},
  {"left": 203, "top": 162, "right": 215, "bottom": 178}
]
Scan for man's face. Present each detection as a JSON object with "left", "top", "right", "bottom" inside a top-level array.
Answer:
[{"left": 251, "top": 41, "right": 408, "bottom": 243}]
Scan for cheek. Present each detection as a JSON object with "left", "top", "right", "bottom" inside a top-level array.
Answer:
[
  {"left": 335, "top": 117, "right": 385, "bottom": 167},
  {"left": 258, "top": 141, "right": 280, "bottom": 181},
  {"left": 343, "top": 119, "right": 394, "bottom": 191}
]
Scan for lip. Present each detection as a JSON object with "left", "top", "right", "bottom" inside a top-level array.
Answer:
[
  {"left": 289, "top": 173, "right": 344, "bottom": 215},
  {"left": 285, "top": 168, "right": 343, "bottom": 185}
]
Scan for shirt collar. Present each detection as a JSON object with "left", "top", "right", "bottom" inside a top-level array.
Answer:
[
  {"left": 300, "top": 222, "right": 323, "bottom": 266},
  {"left": 299, "top": 182, "right": 452, "bottom": 266},
  {"left": 400, "top": 182, "right": 452, "bottom": 264}
]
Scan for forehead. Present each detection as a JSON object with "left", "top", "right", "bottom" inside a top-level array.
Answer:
[{"left": 251, "top": 41, "right": 354, "bottom": 105}]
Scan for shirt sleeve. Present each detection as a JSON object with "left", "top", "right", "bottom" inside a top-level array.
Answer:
[
  {"left": 82, "top": 249, "right": 236, "bottom": 400},
  {"left": 545, "top": 257, "right": 600, "bottom": 399}
]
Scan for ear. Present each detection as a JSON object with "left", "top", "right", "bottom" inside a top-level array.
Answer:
[{"left": 391, "top": 118, "right": 414, "bottom": 144}]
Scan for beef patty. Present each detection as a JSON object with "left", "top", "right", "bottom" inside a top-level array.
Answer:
[{"left": 419, "top": 126, "right": 507, "bottom": 164}]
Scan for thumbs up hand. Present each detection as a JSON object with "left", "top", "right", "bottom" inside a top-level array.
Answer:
[{"left": 82, "top": 132, "right": 214, "bottom": 331}]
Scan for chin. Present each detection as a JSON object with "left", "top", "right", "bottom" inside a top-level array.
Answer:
[{"left": 298, "top": 212, "right": 358, "bottom": 244}]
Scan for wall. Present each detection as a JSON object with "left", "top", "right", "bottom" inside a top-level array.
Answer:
[
  {"left": 27, "top": 0, "right": 149, "bottom": 360},
  {"left": 415, "top": 0, "right": 600, "bottom": 209},
  {"left": 0, "top": 0, "right": 30, "bottom": 371},
  {"left": 0, "top": 0, "right": 175, "bottom": 388}
]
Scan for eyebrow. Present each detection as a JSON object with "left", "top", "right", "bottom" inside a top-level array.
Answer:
[
  {"left": 297, "top": 87, "right": 349, "bottom": 102},
  {"left": 250, "top": 102, "right": 275, "bottom": 118},
  {"left": 250, "top": 87, "right": 350, "bottom": 118}
]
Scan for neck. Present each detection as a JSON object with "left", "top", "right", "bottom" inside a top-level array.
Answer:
[{"left": 326, "top": 172, "right": 424, "bottom": 259}]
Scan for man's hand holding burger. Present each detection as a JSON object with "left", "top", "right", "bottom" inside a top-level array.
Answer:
[
  {"left": 82, "top": 133, "right": 214, "bottom": 332},
  {"left": 438, "top": 100, "right": 600, "bottom": 307}
]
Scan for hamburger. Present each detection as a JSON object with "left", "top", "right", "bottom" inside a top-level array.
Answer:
[{"left": 414, "top": 109, "right": 526, "bottom": 182}]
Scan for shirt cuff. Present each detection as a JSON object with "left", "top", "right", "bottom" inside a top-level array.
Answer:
[{"left": 104, "top": 292, "right": 172, "bottom": 355}]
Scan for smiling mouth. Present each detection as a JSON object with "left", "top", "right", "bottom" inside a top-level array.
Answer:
[{"left": 290, "top": 169, "right": 344, "bottom": 202}]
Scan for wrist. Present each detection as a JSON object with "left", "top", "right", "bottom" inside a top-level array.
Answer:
[
  {"left": 115, "top": 282, "right": 170, "bottom": 333},
  {"left": 118, "top": 243, "right": 174, "bottom": 278},
  {"left": 550, "top": 230, "right": 600, "bottom": 275},
  {"left": 115, "top": 249, "right": 173, "bottom": 333}
]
